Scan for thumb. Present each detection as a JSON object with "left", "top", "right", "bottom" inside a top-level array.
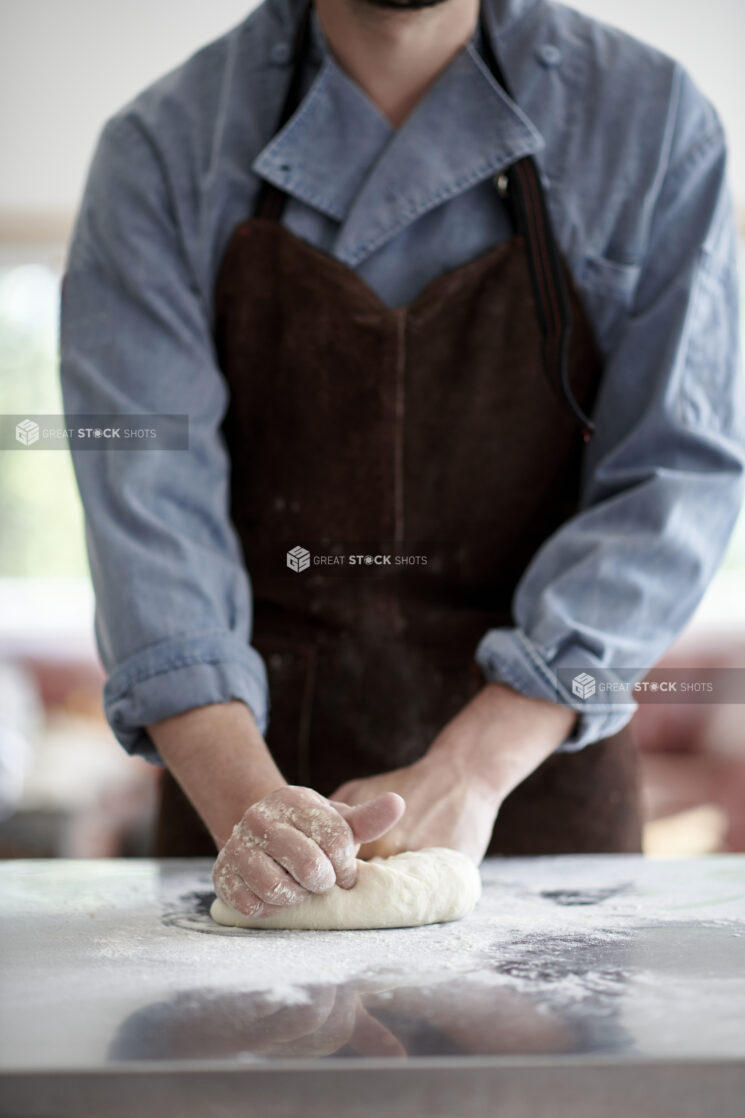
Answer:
[{"left": 331, "top": 793, "right": 405, "bottom": 846}]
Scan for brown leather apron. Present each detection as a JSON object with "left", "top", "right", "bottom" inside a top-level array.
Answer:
[{"left": 155, "top": 4, "right": 642, "bottom": 858}]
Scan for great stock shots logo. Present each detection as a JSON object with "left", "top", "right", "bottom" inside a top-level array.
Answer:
[
  {"left": 15, "top": 419, "right": 40, "bottom": 446},
  {"left": 571, "top": 672, "right": 596, "bottom": 700},
  {"left": 286, "top": 545, "right": 311, "bottom": 573},
  {"left": 284, "top": 543, "right": 430, "bottom": 574}
]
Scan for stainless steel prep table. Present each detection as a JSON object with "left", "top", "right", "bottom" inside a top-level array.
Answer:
[{"left": 1, "top": 855, "right": 744, "bottom": 1117}]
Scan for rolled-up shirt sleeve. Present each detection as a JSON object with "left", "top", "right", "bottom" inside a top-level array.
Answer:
[
  {"left": 475, "top": 75, "right": 745, "bottom": 750},
  {"left": 60, "top": 113, "right": 268, "bottom": 763}
]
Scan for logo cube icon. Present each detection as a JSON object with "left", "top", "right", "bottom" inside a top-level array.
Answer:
[
  {"left": 571, "top": 672, "right": 596, "bottom": 700},
  {"left": 16, "top": 418, "right": 39, "bottom": 447},
  {"left": 287, "top": 545, "right": 310, "bottom": 573}
]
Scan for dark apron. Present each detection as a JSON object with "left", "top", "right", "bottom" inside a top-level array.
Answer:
[{"left": 155, "top": 3, "right": 642, "bottom": 858}]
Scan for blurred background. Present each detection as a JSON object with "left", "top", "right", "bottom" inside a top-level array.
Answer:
[{"left": 0, "top": 0, "right": 744, "bottom": 859}]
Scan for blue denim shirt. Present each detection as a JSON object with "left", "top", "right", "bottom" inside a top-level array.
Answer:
[{"left": 60, "top": 0, "right": 745, "bottom": 762}]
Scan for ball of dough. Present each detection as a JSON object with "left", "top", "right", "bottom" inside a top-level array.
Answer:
[{"left": 210, "top": 847, "right": 481, "bottom": 930}]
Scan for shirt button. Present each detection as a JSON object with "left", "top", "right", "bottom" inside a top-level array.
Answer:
[
  {"left": 270, "top": 42, "right": 292, "bottom": 64},
  {"left": 536, "top": 43, "right": 562, "bottom": 68}
]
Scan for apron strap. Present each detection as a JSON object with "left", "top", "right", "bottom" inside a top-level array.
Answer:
[
  {"left": 255, "top": 1, "right": 595, "bottom": 439},
  {"left": 478, "top": 23, "right": 595, "bottom": 440}
]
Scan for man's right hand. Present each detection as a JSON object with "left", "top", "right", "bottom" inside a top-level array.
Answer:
[{"left": 212, "top": 785, "right": 405, "bottom": 919}]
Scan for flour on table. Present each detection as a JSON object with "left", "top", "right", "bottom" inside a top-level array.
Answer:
[{"left": 210, "top": 847, "right": 481, "bottom": 931}]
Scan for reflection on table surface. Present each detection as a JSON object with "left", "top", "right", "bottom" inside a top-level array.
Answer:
[{"left": 1, "top": 855, "right": 744, "bottom": 1069}]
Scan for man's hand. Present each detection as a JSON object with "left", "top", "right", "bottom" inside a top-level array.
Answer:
[
  {"left": 150, "top": 683, "right": 575, "bottom": 911},
  {"left": 330, "top": 757, "right": 497, "bottom": 863},
  {"left": 213, "top": 785, "right": 404, "bottom": 919},
  {"left": 331, "top": 682, "right": 577, "bottom": 863}
]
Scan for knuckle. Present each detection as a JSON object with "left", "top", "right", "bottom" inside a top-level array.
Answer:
[
  {"left": 326, "top": 835, "right": 355, "bottom": 866},
  {"left": 245, "top": 802, "right": 270, "bottom": 825},
  {"left": 296, "top": 852, "right": 335, "bottom": 892},
  {"left": 240, "top": 897, "right": 266, "bottom": 917},
  {"left": 265, "top": 879, "right": 306, "bottom": 905},
  {"left": 215, "top": 872, "right": 262, "bottom": 916},
  {"left": 281, "top": 785, "right": 310, "bottom": 805},
  {"left": 241, "top": 807, "right": 274, "bottom": 845}
]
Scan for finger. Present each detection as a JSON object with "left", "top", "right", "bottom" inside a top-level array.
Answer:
[
  {"left": 332, "top": 793, "right": 406, "bottom": 846},
  {"left": 257, "top": 991, "right": 343, "bottom": 1057},
  {"left": 214, "top": 863, "right": 269, "bottom": 916},
  {"left": 269, "top": 992, "right": 358, "bottom": 1059},
  {"left": 348, "top": 1004, "right": 407, "bottom": 1058},
  {"left": 230, "top": 847, "right": 311, "bottom": 907},
  {"left": 243, "top": 805, "right": 337, "bottom": 893},
  {"left": 213, "top": 868, "right": 290, "bottom": 919},
  {"left": 268, "top": 793, "right": 358, "bottom": 891}
]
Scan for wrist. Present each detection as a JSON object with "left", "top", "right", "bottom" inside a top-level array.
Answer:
[
  {"left": 148, "top": 701, "right": 286, "bottom": 847},
  {"left": 426, "top": 681, "right": 576, "bottom": 803}
]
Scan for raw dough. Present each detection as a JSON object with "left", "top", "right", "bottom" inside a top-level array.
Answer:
[{"left": 210, "top": 847, "right": 481, "bottom": 931}]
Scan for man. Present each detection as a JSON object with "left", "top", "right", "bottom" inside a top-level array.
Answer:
[{"left": 61, "top": 0, "right": 744, "bottom": 919}]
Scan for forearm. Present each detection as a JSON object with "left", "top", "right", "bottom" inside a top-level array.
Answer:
[
  {"left": 425, "top": 681, "right": 577, "bottom": 805},
  {"left": 147, "top": 702, "right": 286, "bottom": 848}
]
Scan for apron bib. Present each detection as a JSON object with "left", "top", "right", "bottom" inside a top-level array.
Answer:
[{"left": 155, "top": 3, "right": 642, "bottom": 857}]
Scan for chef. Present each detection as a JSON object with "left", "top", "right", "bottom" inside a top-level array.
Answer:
[{"left": 61, "top": 0, "right": 744, "bottom": 917}]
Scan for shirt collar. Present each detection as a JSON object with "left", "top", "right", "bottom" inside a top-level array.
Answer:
[
  {"left": 253, "top": 3, "right": 545, "bottom": 266},
  {"left": 253, "top": 13, "right": 394, "bottom": 225}
]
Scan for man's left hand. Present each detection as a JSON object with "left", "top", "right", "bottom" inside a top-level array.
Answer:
[
  {"left": 329, "top": 753, "right": 499, "bottom": 863},
  {"left": 329, "top": 682, "right": 577, "bottom": 863}
]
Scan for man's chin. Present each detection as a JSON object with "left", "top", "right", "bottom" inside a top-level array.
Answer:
[{"left": 356, "top": 0, "right": 452, "bottom": 10}]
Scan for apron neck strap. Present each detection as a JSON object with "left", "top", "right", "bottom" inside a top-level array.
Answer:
[{"left": 478, "top": 12, "right": 595, "bottom": 438}]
